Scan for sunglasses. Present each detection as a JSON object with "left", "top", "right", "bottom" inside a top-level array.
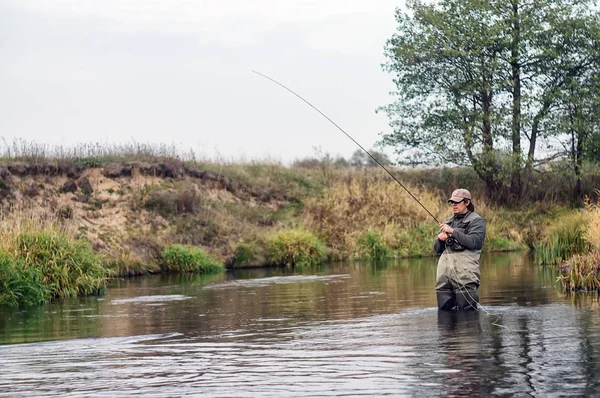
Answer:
[{"left": 448, "top": 199, "right": 465, "bottom": 205}]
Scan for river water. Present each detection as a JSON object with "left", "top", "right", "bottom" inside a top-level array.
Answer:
[{"left": 1, "top": 252, "right": 599, "bottom": 397}]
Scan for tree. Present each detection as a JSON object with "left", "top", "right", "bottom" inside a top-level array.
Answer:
[{"left": 380, "top": 0, "right": 600, "bottom": 202}]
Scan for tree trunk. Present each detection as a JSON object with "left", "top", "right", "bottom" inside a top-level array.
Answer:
[{"left": 510, "top": 0, "right": 522, "bottom": 203}]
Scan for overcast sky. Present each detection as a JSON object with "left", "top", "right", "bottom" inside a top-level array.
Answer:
[{"left": 1, "top": 0, "right": 402, "bottom": 163}]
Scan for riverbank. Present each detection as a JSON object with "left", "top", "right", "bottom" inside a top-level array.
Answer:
[{"left": 0, "top": 156, "right": 598, "bottom": 304}]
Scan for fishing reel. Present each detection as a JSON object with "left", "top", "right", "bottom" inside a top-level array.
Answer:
[{"left": 445, "top": 234, "right": 465, "bottom": 251}]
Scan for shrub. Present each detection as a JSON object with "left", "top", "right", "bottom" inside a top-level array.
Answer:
[
  {"left": 231, "top": 241, "right": 263, "bottom": 267},
  {"left": 535, "top": 212, "right": 589, "bottom": 265},
  {"left": 267, "top": 229, "right": 327, "bottom": 267},
  {"left": 303, "top": 178, "right": 443, "bottom": 258},
  {"left": 0, "top": 254, "right": 49, "bottom": 306},
  {"left": 16, "top": 231, "right": 107, "bottom": 298},
  {"left": 393, "top": 223, "right": 439, "bottom": 257},
  {"left": 584, "top": 198, "right": 600, "bottom": 251},
  {"left": 357, "top": 231, "right": 389, "bottom": 260},
  {"left": 559, "top": 252, "right": 600, "bottom": 291},
  {"left": 161, "top": 245, "right": 224, "bottom": 273}
]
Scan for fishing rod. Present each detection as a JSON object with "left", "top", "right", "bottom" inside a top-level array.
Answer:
[{"left": 251, "top": 70, "right": 441, "bottom": 225}]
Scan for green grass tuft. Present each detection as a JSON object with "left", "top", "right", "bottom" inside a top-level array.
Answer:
[
  {"left": 357, "top": 231, "right": 389, "bottom": 260},
  {"left": 231, "top": 241, "right": 263, "bottom": 267},
  {"left": 1, "top": 230, "right": 107, "bottom": 306},
  {"left": 0, "top": 254, "right": 49, "bottom": 306},
  {"left": 161, "top": 245, "right": 224, "bottom": 273},
  {"left": 17, "top": 231, "right": 108, "bottom": 299},
  {"left": 535, "top": 213, "right": 589, "bottom": 265},
  {"left": 267, "top": 229, "right": 327, "bottom": 267}
]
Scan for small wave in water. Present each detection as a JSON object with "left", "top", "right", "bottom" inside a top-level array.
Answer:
[{"left": 109, "top": 295, "right": 191, "bottom": 305}]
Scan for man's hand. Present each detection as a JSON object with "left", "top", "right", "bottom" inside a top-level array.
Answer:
[
  {"left": 440, "top": 224, "right": 454, "bottom": 234},
  {"left": 437, "top": 232, "right": 448, "bottom": 241}
]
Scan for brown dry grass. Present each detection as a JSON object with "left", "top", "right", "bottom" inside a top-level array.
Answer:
[
  {"left": 584, "top": 197, "right": 600, "bottom": 251},
  {"left": 302, "top": 176, "right": 445, "bottom": 257}
]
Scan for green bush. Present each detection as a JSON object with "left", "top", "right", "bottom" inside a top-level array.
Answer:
[
  {"left": 0, "top": 231, "right": 107, "bottom": 306},
  {"left": 231, "top": 241, "right": 262, "bottom": 267},
  {"left": 357, "top": 231, "right": 389, "bottom": 260},
  {"left": 0, "top": 254, "right": 49, "bottom": 306},
  {"left": 394, "top": 224, "right": 440, "bottom": 257},
  {"left": 17, "top": 231, "right": 108, "bottom": 299},
  {"left": 535, "top": 213, "right": 589, "bottom": 265},
  {"left": 161, "top": 245, "right": 224, "bottom": 273},
  {"left": 267, "top": 229, "right": 327, "bottom": 267}
]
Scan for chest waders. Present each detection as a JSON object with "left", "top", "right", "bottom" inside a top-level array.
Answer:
[{"left": 436, "top": 212, "right": 481, "bottom": 310}]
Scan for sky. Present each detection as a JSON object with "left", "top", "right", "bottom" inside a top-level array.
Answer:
[{"left": 0, "top": 0, "right": 403, "bottom": 163}]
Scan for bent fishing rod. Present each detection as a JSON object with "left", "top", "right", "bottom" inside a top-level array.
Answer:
[{"left": 252, "top": 70, "right": 440, "bottom": 225}]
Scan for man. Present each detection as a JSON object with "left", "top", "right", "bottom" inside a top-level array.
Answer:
[{"left": 434, "top": 189, "right": 486, "bottom": 310}]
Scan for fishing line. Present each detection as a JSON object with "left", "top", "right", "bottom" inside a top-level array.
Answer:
[
  {"left": 449, "top": 264, "right": 510, "bottom": 331},
  {"left": 251, "top": 70, "right": 440, "bottom": 225},
  {"left": 253, "top": 70, "right": 508, "bottom": 329}
]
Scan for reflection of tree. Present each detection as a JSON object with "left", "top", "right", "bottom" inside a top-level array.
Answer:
[
  {"left": 0, "top": 297, "right": 103, "bottom": 344},
  {"left": 478, "top": 252, "right": 555, "bottom": 306}
]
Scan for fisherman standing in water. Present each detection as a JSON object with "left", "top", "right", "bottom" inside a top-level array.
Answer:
[{"left": 434, "top": 189, "right": 486, "bottom": 310}]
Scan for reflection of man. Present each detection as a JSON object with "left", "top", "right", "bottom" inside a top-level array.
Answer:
[{"left": 434, "top": 189, "right": 486, "bottom": 310}]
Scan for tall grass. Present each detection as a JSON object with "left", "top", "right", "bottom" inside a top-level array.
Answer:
[
  {"left": 357, "top": 231, "right": 390, "bottom": 260},
  {"left": 0, "top": 138, "right": 192, "bottom": 164},
  {"left": 535, "top": 212, "right": 589, "bottom": 265},
  {"left": 0, "top": 254, "right": 49, "bottom": 306},
  {"left": 584, "top": 197, "right": 600, "bottom": 252},
  {"left": 0, "top": 212, "right": 107, "bottom": 305},
  {"left": 161, "top": 245, "right": 224, "bottom": 273},
  {"left": 303, "top": 178, "right": 444, "bottom": 258},
  {"left": 558, "top": 199, "right": 600, "bottom": 291},
  {"left": 559, "top": 252, "right": 600, "bottom": 291},
  {"left": 267, "top": 229, "right": 327, "bottom": 267},
  {"left": 16, "top": 231, "right": 107, "bottom": 298}
]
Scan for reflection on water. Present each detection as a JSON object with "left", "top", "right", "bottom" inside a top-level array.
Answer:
[{"left": 1, "top": 252, "right": 599, "bottom": 396}]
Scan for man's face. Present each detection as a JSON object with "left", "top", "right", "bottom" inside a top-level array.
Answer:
[{"left": 449, "top": 199, "right": 469, "bottom": 214}]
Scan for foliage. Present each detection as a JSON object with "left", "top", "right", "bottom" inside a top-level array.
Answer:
[
  {"left": 266, "top": 229, "right": 327, "bottom": 267},
  {"left": 394, "top": 224, "right": 440, "bottom": 258},
  {"left": 0, "top": 254, "right": 49, "bottom": 306},
  {"left": 380, "top": 0, "right": 600, "bottom": 202},
  {"left": 303, "top": 177, "right": 443, "bottom": 258},
  {"left": 357, "top": 231, "right": 390, "bottom": 260},
  {"left": 0, "top": 228, "right": 107, "bottom": 306},
  {"left": 583, "top": 197, "right": 600, "bottom": 251},
  {"left": 535, "top": 212, "right": 589, "bottom": 265},
  {"left": 558, "top": 252, "right": 600, "bottom": 292},
  {"left": 231, "top": 241, "right": 264, "bottom": 267},
  {"left": 16, "top": 231, "right": 108, "bottom": 298},
  {"left": 161, "top": 245, "right": 224, "bottom": 273},
  {"left": 558, "top": 199, "right": 600, "bottom": 291}
]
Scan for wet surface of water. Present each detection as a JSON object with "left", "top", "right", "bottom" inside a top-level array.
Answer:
[{"left": 1, "top": 252, "right": 599, "bottom": 396}]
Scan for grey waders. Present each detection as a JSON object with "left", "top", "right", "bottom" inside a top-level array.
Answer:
[
  {"left": 434, "top": 210, "right": 485, "bottom": 311},
  {"left": 435, "top": 251, "right": 480, "bottom": 310}
]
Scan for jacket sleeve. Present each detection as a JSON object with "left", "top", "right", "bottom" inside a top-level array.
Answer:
[
  {"left": 433, "top": 237, "right": 445, "bottom": 254},
  {"left": 452, "top": 216, "right": 486, "bottom": 250}
]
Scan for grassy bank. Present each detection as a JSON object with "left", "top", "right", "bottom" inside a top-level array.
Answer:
[
  {"left": 555, "top": 201, "right": 600, "bottom": 291},
  {"left": 0, "top": 216, "right": 107, "bottom": 306},
  {"left": 0, "top": 143, "right": 598, "bottom": 303}
]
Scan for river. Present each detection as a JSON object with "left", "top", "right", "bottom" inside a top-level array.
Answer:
[{"left": 1, "top": 252, "right": 599, "bottom": 397}]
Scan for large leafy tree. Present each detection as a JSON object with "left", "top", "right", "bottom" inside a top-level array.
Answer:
[{"left": 380, "top": 0, "right": 600, "bottom": 202}]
